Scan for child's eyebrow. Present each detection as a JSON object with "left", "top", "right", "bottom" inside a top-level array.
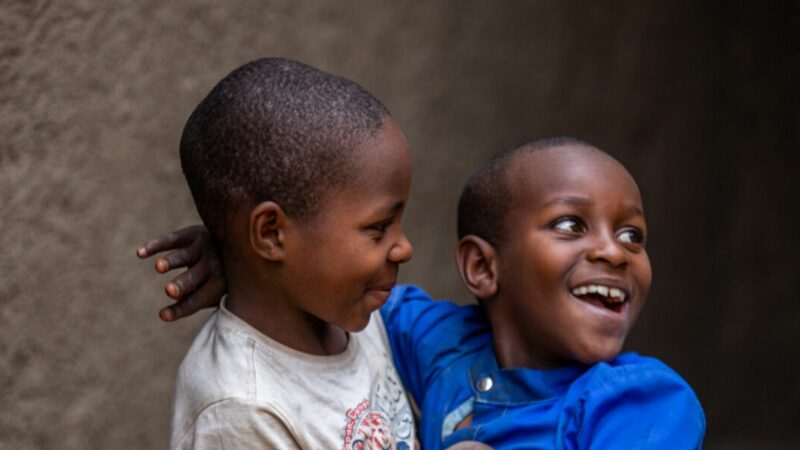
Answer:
[
  {"left": 543, "top": 196, "right": 592, "bottom": 208},
  {"left": 543, "top": 196, "right": 644, "bottom": 217},
  {"left": 371, "top": 200, "right": 406, "bottom": 218},
  {"left": 624, "top": 204, "right": 644, "bottom": 216}
]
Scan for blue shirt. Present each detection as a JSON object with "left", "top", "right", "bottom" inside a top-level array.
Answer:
[{"left": 380, "top": 285, "right": 706, "bottom": 450}]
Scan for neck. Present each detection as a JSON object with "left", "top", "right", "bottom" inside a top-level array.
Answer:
[
  {"left": 224, "top": 258, "right": 348, "bottom": 356},
  {"left": 490, "top": 330, "right": 564, "bottom": 370},
  {"left": 484, "top": 301, "right": 565, "bottom": 370}
]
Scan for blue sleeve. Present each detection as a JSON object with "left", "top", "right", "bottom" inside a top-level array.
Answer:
[
  {"left": 564, "top": 360, "right": 706, "bottom": 449},
  {"left": 380, "top": 285, "right": 477, "bottom": 406}
]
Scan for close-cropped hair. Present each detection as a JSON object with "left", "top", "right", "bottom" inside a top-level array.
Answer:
[
  {"left": 180, "top": 57, "right": 390, "bottom": 247},
  {"left": 457, "top": 136, "right": 594, "bottom": 247}
]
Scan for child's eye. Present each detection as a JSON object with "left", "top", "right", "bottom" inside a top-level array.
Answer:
[
  {"left": 617, "top": 228, "right": 645, "bottom": 245},
  {"left": 367, "top": 220, "right": 392, "bottom": 236},
  {"left": 551, "top": 217, "right": 585, "bottom": 234},
  {"left": 371, "top": 222, "right": 390, "bottom": 232}
]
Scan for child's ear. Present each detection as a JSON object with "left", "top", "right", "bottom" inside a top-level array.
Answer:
[
  {"left": 456, "top": 235, "right": 498, "bottom": 300},
  {"left": 249, "top": 201, "right": 288, "bottom": 261}
]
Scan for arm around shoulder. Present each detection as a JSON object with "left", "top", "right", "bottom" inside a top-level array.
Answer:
[
  {"left": 380, "top": 285, "right": 479, "bottom": 402},
  {"left": 567, "top": 359, "right": 705, "bottom": 450},
  {"left": 172, "top": 398, "right": 300, "bottom": 450}
]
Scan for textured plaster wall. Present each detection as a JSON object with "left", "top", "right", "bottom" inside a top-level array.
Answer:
[{"left": 1, "top": 0, "right": 797, "bottom": 448}]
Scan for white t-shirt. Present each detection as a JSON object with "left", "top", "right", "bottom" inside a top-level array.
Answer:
[{"left": 171, "top": 300, "right": 416, "bottom": 450}]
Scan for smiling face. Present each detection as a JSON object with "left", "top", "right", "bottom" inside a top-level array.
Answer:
[
  {"left": 282, "top": 118, "right": 413, "bottom": 332},
  {"left": 492, "top": 145, "right": 651, "bottom": 368}
]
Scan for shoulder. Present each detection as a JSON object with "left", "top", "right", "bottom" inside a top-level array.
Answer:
[
  {"left": 563, "top": 353, "right": 705, "bottom": 449},
  {"left": 382, "top": 284, "right": 448, "bottom": 311},
  {"left": 583, "top": 353, "right": 697, "bottom": 397},
  {"left": 381, "top": 284, "right": 482, "bottom": 327},
  {"left": 586, "top": 353, "right": 678, "bottom": 379},
  {"left": 173, "top": 308, "right": 301, "bottom": 438},
  {"left": 171, "top": 397, "right": 297, "bottom": 450},
  {"left": 175, "top": 310, "right": 258, "bottom": 403},
  {"left": 380, "top": 284, "right": 489, "bottom": 358}
]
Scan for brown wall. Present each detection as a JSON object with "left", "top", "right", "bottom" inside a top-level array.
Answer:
[{"left": 1, "top": 1, "right": 797, "bottom": 448}]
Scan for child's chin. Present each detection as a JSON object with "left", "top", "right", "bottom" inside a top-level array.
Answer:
[
  {"left": 573, "top": 343, "right": 624, "bottom": 366},
  {"left": 578, "top": 355, "right": 616, "bottom": 366},
  {"left": 340, "top": 315, "right": 372, "bottom": 333}
]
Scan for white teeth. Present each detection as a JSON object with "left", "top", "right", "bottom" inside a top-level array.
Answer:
[{"left": 571, "top": 284, "right": 627, "bottom": 302}]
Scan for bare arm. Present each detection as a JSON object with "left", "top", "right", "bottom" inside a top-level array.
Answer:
[{"left": 136, "top": 225, "right": 226, "bottom": 321}]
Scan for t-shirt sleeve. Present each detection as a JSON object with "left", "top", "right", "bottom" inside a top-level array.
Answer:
[
  {"left": 380, "top": 285, "right": 472, "bottom": 405},
  {"left": 565, "top": 362, "right": 706, "bottom": 450},
  {"left": 172, "top": 398, "right": 300, "bottom": 450}
]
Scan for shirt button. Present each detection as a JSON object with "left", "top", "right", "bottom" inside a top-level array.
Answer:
[{"left": 476, "top": 376, "right": 493, "bottom": 392}]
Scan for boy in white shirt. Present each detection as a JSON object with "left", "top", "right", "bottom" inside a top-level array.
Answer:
[{"left": 163, "top": 57, "right": 415, "bottom": 449}]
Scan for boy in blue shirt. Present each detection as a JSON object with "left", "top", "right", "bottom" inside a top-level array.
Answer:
[
  {"left": 140, "top": 138, "right": 705, "bottom": 448},
  {"left": 381, "top": 138, "right": 705, "bottom": 448}
]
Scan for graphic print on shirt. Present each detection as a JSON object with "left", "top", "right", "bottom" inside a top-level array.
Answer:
[{"left": 342, "top": 362, "right": 414, "bottom": 450}]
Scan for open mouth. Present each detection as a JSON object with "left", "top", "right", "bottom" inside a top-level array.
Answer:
[{"left": 570, "top": 283, "right": 627, "bottom": 313}]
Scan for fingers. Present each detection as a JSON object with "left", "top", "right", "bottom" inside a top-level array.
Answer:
[
  {"left": 159, "top": 274, "right": 226, "bottom": 322},
  {"left": 136, "top": 224, "right": 206, "bottom": 258},
  {"left": 163, "top": 255, "right": 213, "bottom": 300},
  {"left": 136, "top": 223, "right": 225, "bottom": 322},
  {"left": 154, "top": 243, "right": 203, "bottom": 274}
]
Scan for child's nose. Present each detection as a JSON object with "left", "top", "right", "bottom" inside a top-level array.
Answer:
[
  {"left": 586, "top": 231, "right": 628, "bottom": 267},
  {"left": 389, "top": 232, "right": 413, "bottom": 264}
]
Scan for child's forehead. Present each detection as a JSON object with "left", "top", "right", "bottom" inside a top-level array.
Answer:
[
  {"left": 513, "top": 144, "right": 616, "bottom": 173},
  {"left": 330, "top": 119, "right": 412, "bottom": 200},
  {"left": 507, "top": 145, "right": 641, "bottom": 203},
  {"left": 352, "top": 119, "right": 411, "bottom": 173}
]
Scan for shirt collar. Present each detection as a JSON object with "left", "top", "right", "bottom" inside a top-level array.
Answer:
[{"left": 468, "top": 344, "right": 587, "bottom": 405}]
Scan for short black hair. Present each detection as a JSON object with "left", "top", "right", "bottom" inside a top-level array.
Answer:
[
  {"left": 180, "top": 58, "right": 390, "bottom": 247},
  {"left": 457, "top": 136, "right": 594, "bottom": 247}
]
